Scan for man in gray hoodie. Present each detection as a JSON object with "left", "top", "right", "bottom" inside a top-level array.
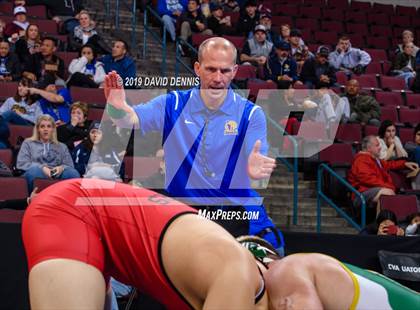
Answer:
[{"left": 329, "top": 36, "right": 371, "bottom": 75}]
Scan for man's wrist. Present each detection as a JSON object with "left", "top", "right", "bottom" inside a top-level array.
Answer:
[{"left": 106, "top": 104, "right": 128, "bottom": 119}]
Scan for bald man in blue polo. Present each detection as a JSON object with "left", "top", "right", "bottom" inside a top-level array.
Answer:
[{"left": 104, "top": 37, "right": 284, "bottom": 251}]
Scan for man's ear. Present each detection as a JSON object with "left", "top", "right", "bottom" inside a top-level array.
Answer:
[
  {"left": 193, "top": 61, "right": 200, "bottom": 76},
  {"left": 231, "top": 64, "right": 238, "bottom": 79}
]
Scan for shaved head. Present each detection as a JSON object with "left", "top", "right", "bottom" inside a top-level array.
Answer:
[
  {"left": 346, "top": 79, "right": 360, "bottom": 96},
  {"left": 197, "top": 37, "right": 237, "bottom": 65}
]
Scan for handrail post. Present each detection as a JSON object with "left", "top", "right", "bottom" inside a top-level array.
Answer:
[
  {"left": 293, "top": 142, "right": 298, "bottom": 225},
  {"left": 175, "top": 40, "right": 179, "bottom": 78},
  {"left": 162, "top": 26, "right": 166, "bottom": 76},
  {"left": 131, "top": 0, "right": 137, "bottom": 54},
  {"left": 105, "top": 0, "right": 110, "bottom": 20},
  {"left": 115, "top": 0, "right": 120, "bottom": 30},
  {"left": 317, "top": 165, "right": 322, "bottom": 233},
  {"left": 143, "top": 8, "right": 147, "bottom": 59}
]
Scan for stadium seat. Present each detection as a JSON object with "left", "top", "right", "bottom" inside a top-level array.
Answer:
[
  {"left": 353, "top": 74, "right": 378, "bottom": 89},
  {"left": 379, "top": 107, "right": 398, "bottom": 122},
  {"left": 314, "top": 31, "right": 337, "bottom": 45},
  {"left": 346, "top": 23, "right": 369, "bottom": 36},
  {"left": 398, "top": 127, "right": 415, "bottom": 145},
  {"left": 87, "top": 108, "right": 106, "bottom": 121},
  {"left": 0, "top": 81, "right": 18, "bottom": 101},
  {"left": 350, "top": 1, "right": 371, "bottom": 12},
  {"left": 191, "top": 34, "right": 214, "bottom": 47},
  {"left": 271, "top": 16, "right": 293, "bottom": 27},
  {"left": 0, "top": 149, "right": 13, "bottom": 168},
  {"left": 303, "top": 0, "right": 325, "bottom": 7},
  {"left": 367, "top": 13, "right": 390, "bottom": 26},
  {"left": 390, "top": 15, "right": 412, "bottom": 28},
  {"left": 327, "top": 0, "right": 349, "bottom": 9},
  {"left": 334, "top": 123, "right": 363, "bottom": 144},
  {"left": 277, "top": 5, "right": 299, "bottom": 17},
  {"left": 406, "top": 94, "right": 420, "bottom": 109},
  {"left": 0, "top": 2, "right": 12, "bottom": 13},
  {"left": 300, "top": 29, "right": 313, "bottom": 42},
  {"left": 376, "top": 92, "right": 404, "bottom": 107},
  {"left": 363, "top": 49, "right": 388, "bottom": 62},
  {"left": 399, "top": 109, "right": 420, "bottom": 126},
  {"left": 33, "top": 179, "right": 61, "bottom": 192},
  {"left": 224, "top": 12, "right": 239, "bottom": 27},
  {"left": 26, "top": 5, "right": 47, "bottom": 18},
  {"left": 370, "top": 25, "right": 392, "bottom": 37},
  {"left": 320, "top": 21, "right": 344, "bottom": 33},
  {"left": 295, "top": 18, "right": 319, "bottom": 32},
  {"left": 319, "top": 143, "right": 354, "bottom": 165},
  {"left": 322, "top": 8, "right": 344, "bottom": 21},
  {"left": 344, "top": 11, "right": 366, "bottom": 23},
  {"left": 380, "top": 76, "right": 406, "bottom": 91},
  {"left": 396, "top": 5, "right": 417, "bottom": 17},
  {"left": 234, "top": 65, "right": 257, "bottom": 80},
  {"left": 299, "top": 6, "right": 321, "bottom": 18},
  {"left": 70, "top": 87, "right": 107, "bottom": 108},
  {"left": 412, "top": 18, "right": 420, "bottom": 29},
  {"left": 382, "top": 62, "right": 392, "bottom": 75},
  {"left": 372, "top": 3, "right": 394, "bottom": 15},
  {"left": 365, "top": 62, "right": 383, "bottom": 75},
  {"left": 224, "top": 35, "right": 245, "bottom": 49},
  {"left": 35, "top": 19, "right": 58, "bottom": 34},
  {"left": 393, "top": 27, "right": 408, "bottom": 39},
  {"left": 8, "top": 125, "right": 34, "bottom": 149},
  {"left": 0, "top": 177, "right": 28, "bottom": 200},
  {"left": 364, "top": 125, "right": 378, "bottom": 137},
  {"left": 347, "top": 34, "right": 365, "bottom": 48},
  {"left": 336, "top": 71, "right": 348, "bottom": 86},
  {"left": 247, "top": 80, "right": 277, "bottom": 102},
  {"left": 123, "top": 156, "right": 161, "bottom": 181},
  {"left": 366, "top": 36, "right": 390, "bottom": 50},
  {"left": 380, "top": 195, "right": 418, "bottom": 221},
  {"left": 56, "top": 52, "right": 78, "bottom": 72}
]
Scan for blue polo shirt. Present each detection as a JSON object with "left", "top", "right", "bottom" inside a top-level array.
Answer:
[{"left": 134, "top": 87, "right": 268, "bottom": 206}]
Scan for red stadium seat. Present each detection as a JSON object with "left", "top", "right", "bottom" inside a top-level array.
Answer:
[
  {"left": 380, "top": 76, "right": 406, "bottom": 91},
  {"left": 0, "top": 2, "right": 13, "bottom": 13},
  {"left": 328, "top": 0, "right": 349, "bottom": 9},
  {"left": 56, "top": 51, "right": 78, "bottom": 70},
  {"left": 87, "top": 108, "right": 106, "bottom": 121},
  {"left": 224, "top": 12, "right": 239, "bottom": 27},
  {"left": 334, "top": 123, "right": 363, "bottom": 144},
  {"left": 34, "top": 19, "right": 58, "bottom": 34},
  {"left": 33, "top": 179, "right": 61, "bottom": 192},
  {"left": 26, "top": 5, "right": 47, "bottom": 18},
  {"left": 348, "top": 34, "right": 365, "bottom": 48},
  {"left": 303, "top": 0, "right": 325, "bottom": 7},
  {"left": 224, "top": 35, "right": 245, "bottom": 49},
  {"left": 191, "top": 34, "right": 214, "bottom": 47},
  {"left": 271, "top": 16, "right": 293, "bottom": 27},
  {"left": 299, "top": 6, "right": 321, "bottom": 18},
  {"left": 398, "top": 127, "right": 415, "bottom": 145},
  {"left": 366, "top": 36, "right": 390, "bottom": 50},
  {"left": 406, "top": 94, "right": 420, "bottom": 109},
  {"left": 0, "top": 177, "right": 28, "bottom": 200},
  {"left": 70, "top": 87, "right": 107, "bottom": 108},
  {"left": 350, "top": 1, "right": 371, "bottom": 12},
  {"left": 336, "top": 71, "right": 348, "bottom": 86},
  {"left": 396, "top": 5, "right": 417, "bottom": 17},
  {"left": 277, "top": 5, "right": 299, "bottom": 17},
  {"left": 123, "top": 156, "right": 161, "bottom": 181},
  {"left": 379, "top": 107, "right": 398, "bottom": 122},
  {"left": 364, "top": 125, "right": 378, "bottom": 137},
  {"left": 8, "top": 125, "right": 34, "bottom": 148},
  {"left": 234, "top": 65, "right": 257, "bottom": 80},
  {"left": 363, "top": 49, "right": 388, "bottom": 62},
  {"left": 399, "top": 109, "right": 420, "bottom": 125},
  {"left": 412, "top": 18, "right": 420, "bottom": 29},
  {"left": 367, "top": 13, "right": 390, "bottom": 26},
  {"left": 314, "top": 31, "right": 338, "bottom": 45},
  {"left": 0, "top": 81, "right": 18, "bottom": 101},
  {"left": 382, "top": 62, "right": 392, "bottom": 75},
  {"left": 322, "top": 8, "right": 344, "bottom": 21},
  {"left": 376, "top": 91, "right": 404, "bottom": 107},
  {"left": 365, "top": 62, "right": 383, "bottom": 75},
  {"left": 353, "top": 74, "right": 378, "bottom": 89},
  {"left": 344, "top": 11, "right": 366, "bottom": 23},
  {"left": 370, "top": 25, "right": 392, "bottom": 37},
  {"left": 295, "top": 18, "right": 319, "bottom": 32},
  {"left": 372, "top": 3, "right": 394, "bottom": 16},
  {"left": 346, "top": 23, "right": 369, "bottom": 36},
  {"left": 320, "top": 21, "right": 344, "bottom": 33},
  {"left": 380, "top": 195, "right": 418, "bottom": 221},
  {"left": 390, "top": 15, "right": 412, "bottom": 28},
  {"left": 0, "top": 149, "right": 13, "bottom": 168},
  {"left": 392, "top": 27, "right": 408, "bottom": 39},
  {"left": 319, "top": 143, "right": 354, "bottom": 165},
  {"left": 300, "top": 29, "right": 313, "bottom": 42},
  {"left": 247, "top": 80, "right": 277, "bottom": 102}
]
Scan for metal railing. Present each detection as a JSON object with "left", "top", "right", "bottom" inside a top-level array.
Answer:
[
  {"left": 106, "top": 0, "right": 137, "bottom": 51},
  {"left": 143, "top": 5, "right": 167, "bottom": 75},
  {"left": 175, "top": 38, "right": 196, "bottom": 77},
  {"left": 317, "top": 163, "right": 366, "bottom": 232}
]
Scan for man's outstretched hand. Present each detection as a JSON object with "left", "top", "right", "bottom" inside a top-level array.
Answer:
[
  {"left": 104, "top": 71, "right": 127, "bottom": 111},
  {"left": 248, "top": 140, "right": 276, "bottom": 179}
]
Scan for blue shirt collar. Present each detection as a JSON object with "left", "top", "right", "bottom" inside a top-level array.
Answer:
[{"left": 189, "top": 87, "right": 236, "bottom": 116}]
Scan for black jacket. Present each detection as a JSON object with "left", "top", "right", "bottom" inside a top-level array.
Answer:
[
  {"left": 57, "top": 120, "right": 91, "bottom": 151},
  {"left": 0, "top": 52, "right": 22, "bottom": 81},
  {"left": 235, "top": 12, "right": 259, "bottom": 37},
  {"left": 24, "top": 52, "right": 65, "bottom": 81},
  {"left": 300, "top": 57, "right": 337, "bottom": 87},
  {"left": 180, "top": 10, "right": 207, "bottom": 33}
]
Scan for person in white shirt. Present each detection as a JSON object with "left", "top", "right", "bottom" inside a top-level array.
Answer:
[{"left": 378, "top": 120, "right": 408, "bottom": 160}]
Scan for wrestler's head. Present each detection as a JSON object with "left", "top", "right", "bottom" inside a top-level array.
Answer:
[{"left": 237, "top": 235, "right": 281, "bottom": 268}]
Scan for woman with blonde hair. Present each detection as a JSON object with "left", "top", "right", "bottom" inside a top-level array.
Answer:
[{"left": 16, "top": 114, "right": 79, "bottom": 192}]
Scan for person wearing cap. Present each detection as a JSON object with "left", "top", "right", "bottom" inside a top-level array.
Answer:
[
  {"left": 23, "top": 36, "right": 65, "bottom": 85},
  {"left": 157, "top": 0, "right": 187, "bottom": 42},
  {"left": 300, "top": 45, "right": 337, "bottom": 89},
  {"left": 258, "top": 11, "right": 281, "bottom": 47},
  {"left": 0, "top": 40, "right": 21, "bottom": 81},
  {"left": 16, "top": 114, "right": 80, "bottom": 193},
  {"left": 329, "top": 35, "right": 371, "bottom": 75},
  {"left": 236, "top": 0, "right": 259, "bottom": 38},
  {"left": 240, "top": 25, "right": 273, "bottom": 68},
  {"left": 27, "top": 74, "right": 72, "bottom": 126},
  {"left": 264, "top": 41, "right": 300, "bottom": 89},
  {"left": 179, "top": 0, "right": 213, "bottom": 44},
  {"left": 4, "top": 6, "right": 29, "bottom": 41},
  {"left": 207, "top": 3, "right": 236, "bottom": 36},
  {"left": 288, "top": 28, "right": 312, "bottom": 73},
  {"left": 71, "top": 120, "right": 124, "bottom": 181}
]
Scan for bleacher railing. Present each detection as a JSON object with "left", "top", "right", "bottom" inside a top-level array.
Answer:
[
  {"left": 317, "top": 163, "right": 366, "bottom": 232},
  {"left": 109, "top": 0, "right": 137, "bottom": 52},
  {"left": 143, "top": 5, "right": 167, "bottom": 76},
  {"left": 175, "top": 38, "right": 196, "bottom": 77}
]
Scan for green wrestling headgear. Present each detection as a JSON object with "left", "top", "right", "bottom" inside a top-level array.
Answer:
[{"left": 237, "top": 235, "right": 280, "bottom": 267}]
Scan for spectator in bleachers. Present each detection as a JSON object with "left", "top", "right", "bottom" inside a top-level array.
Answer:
[
  {"left": 67, "top": 44, "right": 105, "bottom": 88},
  {"left": 378, "top": 120, "right": 408, "bottom": 160},
  {"left": 340, "top": 79, "right": 381, "bottom": 126},
  {"left": 0, "top": 77, "right": 42, "bottom": 125},
  {"left": 28, "top": 75, "right": 72, "bottom": 126},
  {"left": 57, "top": 101, "right": 91, "bottom": 151},
  {"left": 223, "top": 0, "right": 240, "bottom": 12},
  {"left": 329, "top": 36, "right": 371, "bottom": 75},
  {"left": 0, "top": 40, "right": 22, "bottom": 81},
  {"left": 0, "top": 19, "right": 6, "bottom": 42},
  {"left": 264, "top": 41, "right": 300, "bottom": 89},
  {"left": 360, "top": 209, "right": 404, "bottom": 235},
  {"left": 236, "top": 0, "right": 258, "bottom": 38},
  {"left": 4, "top": 6, "right": 29, "bottom": 42},
  {"left": 99, "top": 39, "right": 136, "bottom": 83},
  {"left": 240, "top": 25, "right": 272, "bottom": 69},
  {"left": 404, "top": 124, "right": 420, "bottom": 167},
  {"left": 71, "top": 121, "right": 124, "bottom": 180},
  {"left": 348, "top": 135, "right": 417, "bottom": 213},
  {"left": 179, "top": 0, "right": 213, "bottom": 43},
  {"left": 207, "top": 3, "right": 236, "bottom": 36},
  {"left": 311, "top": 87, "right": 350, "bottom": 125},
  {"left": 300, "top": 46, "right": 336, "bottom": 89},
  {"left": 16, "top": 114, "right": 80, "bottom": 192},
  {"left": 395, "top": 30, "right": 419, "bottom": 57},
  {"left": 14, "top": 24, "right": 41, "bottom": 66},
  {"left": 258, "top": 11, "right": 280, "bottom": 47},
  {"left": 23, "top": 36, "right": 65, "bottom": 86},
  {"left": 200, "top": 0, "right": 211, "bottom": 18},
  {"left": 288, "top": 29, "right": 312, "bottom": 74},
  {"left": 279, "top": 24, "right": 290, "bottom": 42},
  {"left": 141, "top": 148, "right": 165, "bottom": 189},
  {"left": 405, "top": 212, "right": 420, "bottom": 236},
  {"left": 391, "top": 42, "right": 417, "bottom": 88},
  {"left": 157, "top": 0, "right": 187, "bottom": 42},
  {"left": 68, "top": 11, "right": 109, "bottom": 55}
]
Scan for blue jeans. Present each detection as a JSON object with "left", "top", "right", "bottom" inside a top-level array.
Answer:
[
  {"left": 397, "top": 72, "right": 415, "bottom": 88},
  {"left": 1, "top": 111, "right": 33, "bottom": 126},
  {"left": 23, "top": 166, "right": 80, "bottom": 193},
  {"left": 162, "top": 15, "right": 176, "bottom": 41}
]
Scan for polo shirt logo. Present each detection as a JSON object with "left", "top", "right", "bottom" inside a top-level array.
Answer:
[{"left": 224, "top": 120, "right": 238, "bottom": 135}]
